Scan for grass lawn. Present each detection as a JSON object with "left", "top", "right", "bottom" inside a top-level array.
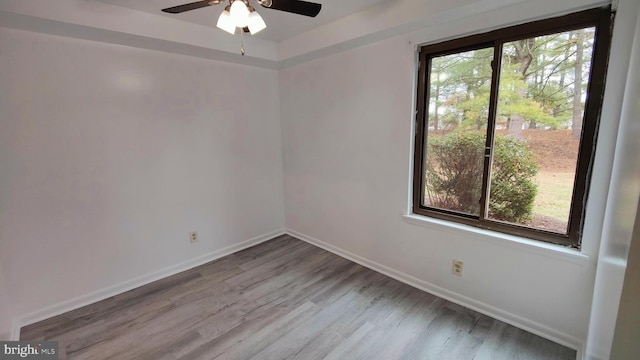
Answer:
[{"left": 532, "top": 171, "right": 574, "bottom": 221}]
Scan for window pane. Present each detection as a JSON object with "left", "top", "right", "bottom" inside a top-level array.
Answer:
[
  {"left": 422, "top": 48, "right": 494, "bottom": 216},
  {"left": 488, "top": 28, "right": 596, "bottom": 233}
]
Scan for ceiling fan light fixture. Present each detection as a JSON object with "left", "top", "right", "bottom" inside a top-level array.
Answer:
[
  {"left": 216, "top": 7, "right": 236, "bottom": 34},
  {"left": 230, "top": 0, "right": 250, "bottom": 28},
  {"left": 163, "top": 0, "right": 322, "bottom": 50},
  {"left": 247, "top": 10, "right": 266, "bottom": 35}
]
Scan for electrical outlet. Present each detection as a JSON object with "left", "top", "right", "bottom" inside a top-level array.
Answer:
[
  {"left": 189, "top": 231, "right": 198, "bottom": 244},
  {"left": 452, "top": 260, "right": 463, "bottom": 276}
]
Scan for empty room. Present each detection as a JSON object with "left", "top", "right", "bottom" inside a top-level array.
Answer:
[{"left": 0, "top": 0, "right": 639, "bottom": 359}]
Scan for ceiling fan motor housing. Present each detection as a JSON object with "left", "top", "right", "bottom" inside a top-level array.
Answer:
[{"left": 162, "top": 0, "right": 320, "bottom": 18}]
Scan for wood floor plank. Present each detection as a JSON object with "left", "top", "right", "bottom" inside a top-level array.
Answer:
[
  {"left": 237, "top": 249, "right": 337, "bottom": 302},
  {"left": 247, "top": 279, "right": 397, "bottom": 360},
  {"left": 193, "top": 301, "right": 322, "bottom": 360},
  {"left": 232, "top": 235, "right": 301, "bottom": 269},
  {"left": 59, "top": 298, "right": 176, "bottom": 356},
  {"left": 322, "top": 321, "right": 377, "bottom": 360},
  {"left": 21, "top": 236, "right": 577, "bottom": 360},
  {"left": 359, "top": 297, "right": 450, "bottom": 360}
]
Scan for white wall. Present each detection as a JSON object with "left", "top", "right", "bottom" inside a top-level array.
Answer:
[
  {"left": 0, "top": 28, "right": 285, "bottom": 334},
  {"left": 279, "top": 3, "right": 632, "bottom": 349}
]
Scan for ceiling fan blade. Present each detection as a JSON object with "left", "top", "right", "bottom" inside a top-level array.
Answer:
[
  {"left": 262, "top": 0, "right": 321, "bottom": 17},
  {"left": 162, "top": 1, "right": 213, "bottom": 14}
]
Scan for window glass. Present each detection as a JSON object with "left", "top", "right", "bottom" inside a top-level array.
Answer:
[
  {"left": 488, "top": 29, "right": 596, "bottom": 234},
  {"left": 423, "top": 48, "right": 494, "bottom": 216}
]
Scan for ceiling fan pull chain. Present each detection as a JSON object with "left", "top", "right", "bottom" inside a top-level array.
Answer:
[{"left": 240, "top": 29, "right": 245, "bottom": 56}]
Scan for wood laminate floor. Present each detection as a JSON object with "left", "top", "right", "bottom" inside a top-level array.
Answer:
[{"left": 21, "top": 235, "right": 576, "bottom": 359}]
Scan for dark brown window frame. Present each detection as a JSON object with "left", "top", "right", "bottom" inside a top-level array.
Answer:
[{"left": 412, "top": 7, "right": 613, "bottom": 248}]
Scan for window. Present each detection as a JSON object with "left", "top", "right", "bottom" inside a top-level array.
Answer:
[{"left": 412, "top": 7, "right": 612, "bottom": 247}]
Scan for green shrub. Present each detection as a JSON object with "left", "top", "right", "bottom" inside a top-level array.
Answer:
[
  {"left": 425, "top": 132, "right": 485, "bottom": 215},
  {"left": 489, "top": 135, "right": 538, "bottom": 222},
  {"left": 425, "top": 131, "right": 538, "bottom": 223}
]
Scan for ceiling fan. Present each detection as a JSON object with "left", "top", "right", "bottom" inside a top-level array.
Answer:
[{"left": 162, "top": 0, "right": 322, "bottom": 35}]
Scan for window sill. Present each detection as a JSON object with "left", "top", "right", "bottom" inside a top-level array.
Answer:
[{"left": 402, "top": 214, "right": 590, "bottom": 265}]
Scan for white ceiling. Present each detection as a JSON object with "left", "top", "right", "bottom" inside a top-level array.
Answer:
[
  {"left": 99, "top": 0, "right": 387, "bottom": 42},
  {"left": 1, "top": 0, "right": 609, "bottom": 69}
]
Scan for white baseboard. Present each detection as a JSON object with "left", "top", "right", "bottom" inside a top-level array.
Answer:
[
  {"left": 285, "top": 228, "right": 584, "bottom": 354},
  {"left": 11, "top": 228, "right": 285, "bottom": 340}
]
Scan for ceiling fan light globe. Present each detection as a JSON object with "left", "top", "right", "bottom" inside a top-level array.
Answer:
[
  {"left": 216, "top": 10, "right": 236, "bottom": 34},
  {"left": 248, "top": 11, "right": 266, "bottom": 35},
  {"left": 230, "top": 0, "right": 250, "bottom": 27}
]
